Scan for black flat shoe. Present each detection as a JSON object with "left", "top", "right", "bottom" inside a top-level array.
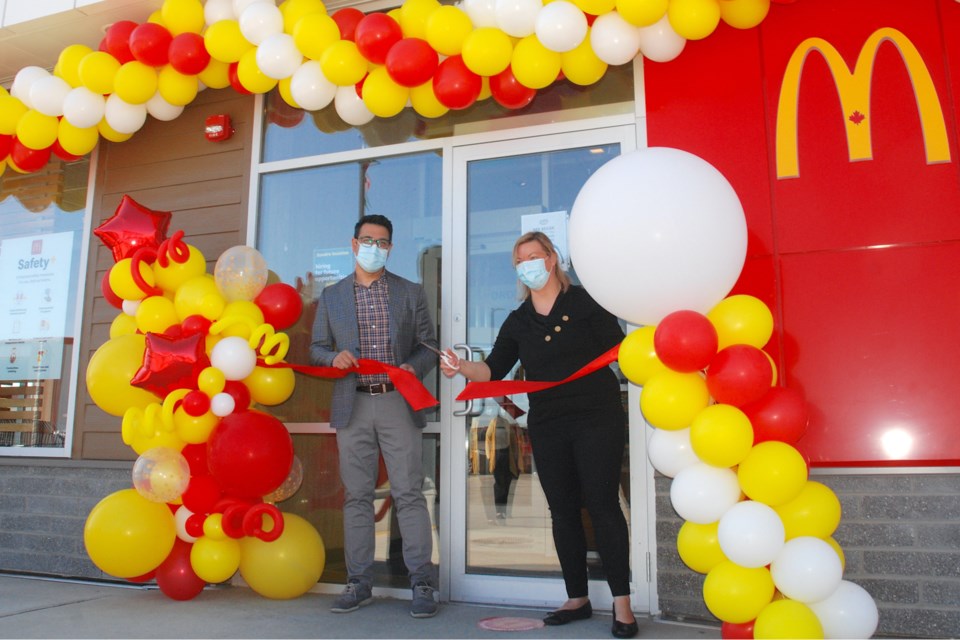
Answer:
[
  {"left": 611, "top": 619, "right": 639, "bottom": 638},
  {"left": 542, "top": 601, "right": 592, "bottom": 625}
]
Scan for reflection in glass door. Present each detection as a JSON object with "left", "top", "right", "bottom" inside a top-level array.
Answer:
[{"left": 446, "top": 128, "right": 643, "bottom": 609}]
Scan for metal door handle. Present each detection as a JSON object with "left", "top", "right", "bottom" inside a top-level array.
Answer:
[{"left": 451, "top": 343, "right": 483, "bottom": 417}]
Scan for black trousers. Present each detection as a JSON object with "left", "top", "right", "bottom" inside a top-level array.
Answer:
[
  {"left": 492, "top": 448, "right": 514, "bottom": 512},
  {"left": 528, "top": 411, "right": 630, "bottom": 598}
]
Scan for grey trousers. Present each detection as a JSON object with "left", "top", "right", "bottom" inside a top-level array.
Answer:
[{"left": 336, "top": 391, "right": 435, "bottom": 588}]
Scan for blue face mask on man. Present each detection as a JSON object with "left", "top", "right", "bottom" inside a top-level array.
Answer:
[
  {"left": 516, "top": 258, "right": 550, "bottom": 291},
  {"left": 356, "top": 243, "right": 389, "bottom": 273}
]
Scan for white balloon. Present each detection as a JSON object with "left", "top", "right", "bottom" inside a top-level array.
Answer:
[
  {"left": 771, "top": 536, "right": 844, "bottom": 603},
  {"left": 718, "top": 500, "right": 785, "bottom": 568},
  {"left": 808, "top": 580, "right": 879, "bottom": 639},
  {"left": 205, "top": 0, "right": 236, "bottom": 25},
  {"left": 647, "top": 427, "right": 700, "bottom": 477},
  {"left": 174, "top": 505, "right": 199, "bottom": 543},
  {"left": 210, "top": 336, "right": 258, "bottom": 380},
  {"left": 63, "top": 87, "right": 106, "bottom": 128},
  {"left": 461, "top": 0, "right": 499, "bottom": 27},
  {"left": 146, "top": 93, "right": 185, "bottom": 121},
  {"left": 240, "top": 1, "right": 284, "bottom": 45},
  {"left": 334, "top": 85, "right": 375, "bottom": 126},
  {"left": 589, "top": 11, "right": 641, "bottom": 65},
  {"left": 568, "top": 147, "right": 747, "bottom": 326},
  {"left": 535, "top": 1, "right": 588, "bottom": 53},
  {"left": 669, "top": 463, "right": 740, "bottom": 524},
  {"left": 256, "top": 33, "right": 302, "bottom": 80},
  {"left": 234, "top": 0, "right": 273, "bottom": 18},
  {"left": 11, "top": 66, "right": 50, "bottom": 109},
  {"left": 291, "top": 61, "right": 337, "bottom": 111},
  {"left": 122, "top": 299, "right": 141, "bottom": 316},
  {"left": 495, "top": 0, "right": 542, "bottom": 38},
  {"left": 637, "top": 14, "right": 687, "bottom": 63},
  {"left": 29, "top": 75, "right": 71, "bottom": 117},
  {"left": 104, "top": 94, "right": 148, "bottom": 134},
  {"left": 210, "top": 392, "right": 237, "bottom": 417}
]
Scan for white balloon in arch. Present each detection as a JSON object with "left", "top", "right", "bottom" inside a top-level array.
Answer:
[
  {"left": 771, "top": 536, "right": 844, "bottom": 604},
  {"left": 637, "top": 14, "right": 687, "bottom": 62},
  {"left": 569, "top": 147, "right": 747, "bottom": 326},
  {"left": 461, "top": 0, "right": 500, "bottom": 28},
  {"left": 535, "top": 0, "right": 588, "bottom": 53},
  {"left": 669, "top": 462, "right": 741, "bottom": 524},
  {"left": 63, "top": 87, "right": 106, "bottom": 128},
  {"left": 291, "top": 61, "right": 337, "bottom": 111},
  {"left": 29, "top": 75, "right": 71, "bottom": 117},
  {"left": 256, "top": 33, "right": 303, "bottom": 80},
  {"left": 334, "top": 85, "right": 375, "bottom": 127},
  {"left": 718, "top": 500, "right": 785, "bottom": 568},
  {"left": 104, "top": 94, "right": 148, "bottom": 134},
  {"left": 589, "top": 11, "right": 641, "bottom": 65},
  {"left": 647, "top": 427, "right": 700, "bottom": 477},
  {"left": 808, "top": 580, "right": 879, "bottom": 639}
]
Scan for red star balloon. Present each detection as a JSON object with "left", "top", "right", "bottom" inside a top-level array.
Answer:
[
  {"left": 131, "top": 332, "right": 211, "bottom": 399},
  {"left": 94, "top": 195, "right": 172, "bottom": 263}
]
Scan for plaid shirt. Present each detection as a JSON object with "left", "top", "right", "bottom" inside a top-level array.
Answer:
[{"left": 355, "top": 276, "right": 394, "bottom": 386}]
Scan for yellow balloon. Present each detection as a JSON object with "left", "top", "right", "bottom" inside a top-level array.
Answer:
[
  {"left": 677, "top": 520, "right": 727, "bottom": 574},
  {"left": 219, "top": 300, "right": 265, "bottom": 339},
  {"left": 191, "top": 536, "right": 241, "bottom": 583},
  {"left": 738, "top": 441, "right": 808, "bottom": 506},
  {"left": 774, "top": 481, "right": 842, "bottom": 540},
  {"left": 158, "top": 65, "right": 200, "bottom": 106},
  {"left": 0, "top": 95, "right": 28, "bottom": 135},
  {"left": 198, "top": 366, "right": 227, "bottom": 396},
  {"left": 110, "top": 312, "right": 140, "bottom": 338},
  {"left": 619, "top": 326, "right": 666, "bottom": 386},
  {"left": 239, "top": 513, "right": 326, "bottom": 599},
  {"left": 667, "top": 0, "right": 721, "bottom": 41},
  {"left": 293, "top": 13, "right": 341, "bottom": 60},
  {"left": 425, "top": 5, "right": 474, "bottom": 56},
  {"left": 400, "top": 0, "right": 441, "bottom": 39},
  {"left": 571, "top": 0, "right": 616, "bottom": 16},
  {"left": 720, "top": 0, "right": 770, "bottom": 30},
  {"left": 690, "top": 404, "right": 754, "bottom": 468},
  {"left": 703, "top": 560, "right": 775, "bottom": 624},
  {"left": 462, "top": 28, "right": 514, "bottom": 77},
  {"left": 410, "top": 81, "right": 449, "bottom": 119},
  {"left": 58, "top": 44, "right": 94, "bottom": 87},
  {"left": 561, "top": 34, "right": 608, "bottom": 86},
  {"left": 174, "top": 275, "right": 226, "bottom": 321},
  {"left": 203, "top": 513, "right": 227, "bottom": 539},
  {"left": 707, "top": 294, "right": 774, "bottom": 349},
  {"left": 154, "top": 244, "right": 207, "bottom": 294},
  {"left": 511, "top": 35, "right": 563, "bottom": 90},
  {"left": 237, "top": 49, "right": 280, "bottom": 94},
  {"left": 754, "top": 599, "right": 824, "bottom": 639},
  {"left": 205, "top": 19, "right": 255, "bottom": 63},
  {"left": 639, "top": 370, "right": 710, "bottom": 430},
  {"left": 58, "top": 119, "right": 99, "bottom": 156},
  {"left": 161, "top": 0, "right": 205, "bottom": 36},
  {"left": 198, "top": 58, "right": 232, "bottom": 89},
  {"left": 78, "top": 51, "right": 121, "bottom": 95},
  {"left": 16, "top": 110, "right": 59, "bottom": 150},
  {"left": 84, "top": 489, "right": 177, "bottom": 578},
  {"left": 135, "top": 295, "right": 180, "bottom": 334},
  {"left": 86, "top": 334, "right": 158, "bottom": 416},
  {"left": 98, "top": 118, "right": 134, "bottom": 143},
  {"left": 174, "top": 407, "right": 219, "bottom": 444},
  {"left": 320, "top": 40, "right": 369, "bottom": 86},
  {"left": 114, "top": 61, "right": 159, "bottom": 105},
  {"left": 616, "top": 0, "right": 668, "bottom": 26},
  {"left": 109, "top": 258, "right": 156, "bottom": 301},
  {"left": 362, "top": 66, "right": 409, "bottom": 118},
  {"left": 244, "top": 366, "right": 296, "bottom": 406},
  {"left": 478, "top": 77, "right": 492, "bottom": 101},
  {"left": 278, "top": 76, "right": 300, "bottom": 108},
  {"left": 281, "top": 0, "right": 326, "bottom": 33}
]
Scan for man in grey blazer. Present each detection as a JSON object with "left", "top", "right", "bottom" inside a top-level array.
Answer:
[{"left": 310, "top": 214, "right": 440, "bottom": 619}]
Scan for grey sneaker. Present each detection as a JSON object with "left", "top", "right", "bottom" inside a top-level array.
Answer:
[
  {"left": 410, "top": 582, "right": 438, "bottom": 618},
  {"left": 330, "top": 581, "right": 373, "bottom": 613}
]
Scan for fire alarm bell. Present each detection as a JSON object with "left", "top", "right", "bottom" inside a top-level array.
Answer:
[{"left": 205, "top": 114, "right": 234, "bottom": 142}]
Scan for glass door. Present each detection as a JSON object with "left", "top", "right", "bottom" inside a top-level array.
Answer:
[{"left": 443, "top": 127, "right": 648, "bottom": 610}]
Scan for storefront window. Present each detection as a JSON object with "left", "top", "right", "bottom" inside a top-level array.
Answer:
[{"left": 0, "top": 157, "right": 88, "bottom": 453}]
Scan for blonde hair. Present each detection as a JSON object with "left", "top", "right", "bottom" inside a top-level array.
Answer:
[{"left": 512, "top": 231, "right": 571, "bottom": 300}]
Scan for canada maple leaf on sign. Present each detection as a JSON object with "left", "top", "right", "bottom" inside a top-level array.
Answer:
[{"left": 849, "top": 110, "right": 866, "bottom": 125}]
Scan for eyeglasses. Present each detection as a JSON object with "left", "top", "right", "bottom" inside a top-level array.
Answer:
[{"left": 357, "top": 236, "right": 392, "bottom": 249}]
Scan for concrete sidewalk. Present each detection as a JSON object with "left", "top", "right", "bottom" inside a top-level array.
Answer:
[{"left": 0, "top": 574, "right": 721, "bottom": 639}]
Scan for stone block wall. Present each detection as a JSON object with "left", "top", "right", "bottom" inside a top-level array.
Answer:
[{"left": 655, "top": 472, "right": 960, "bottom": 639}]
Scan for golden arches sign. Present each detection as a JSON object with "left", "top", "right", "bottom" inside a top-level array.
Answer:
[{"left": 776, "top": 27, "right": 951, "bottom": 179}]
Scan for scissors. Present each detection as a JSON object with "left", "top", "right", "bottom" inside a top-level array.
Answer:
[{"left": 420, "top": 341, "right": 459, "bottom": 370}]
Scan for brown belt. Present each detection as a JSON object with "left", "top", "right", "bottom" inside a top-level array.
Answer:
[{"left": 356, "top": 383, "right": 395, "bottom": 395}]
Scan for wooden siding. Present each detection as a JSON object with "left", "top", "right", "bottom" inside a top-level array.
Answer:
[{"left": 75, "top": 88, "right": 255, "bottom": 460}]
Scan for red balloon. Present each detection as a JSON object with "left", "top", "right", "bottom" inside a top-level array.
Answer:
[
  {"left": 182, "top": 390, "right": 211, "bottom": 417},
  {"left": 0, "top": 133, "right": 13, "bottom": 161},
  {"left": 489, "top": 67, "right": 537, "bottom": 110},
  {"left": 254, "top": 283, "right": 303, "bottom": 330},
  {"left": 130, "top": 332, "right": 211, "bottom": 399},
  {"left": 706, "top": 344, "right": 773, "bottom": 407},
  {"left": 654, "top": 310, "right": 718, "bottom": 372},
  {"left": 168, "top": 32, "right": 210, "bottom": 75},
  {"left": 385, "top": 38, "right": 438, "bottom": 87},
  {"left": 433, "top": 55, "right": 481, "bottom": 110},
  {"left": 101, "top": 271, "right": 124, "bottom": 309},
  {"left": 180, "top": 443, "right": 208, "bottom": 475},
  {"left": 185, "top": 513, "right": 205, "bottom": 538},
  {"left": 355, "top": 13, "right": 403, "bottom": 65},
  {"left": 93, "top": 195, "right": 172, "bottom": 262},
  {"left": 331, "top": 7, "right": 365, "bottom": 41},
  {"left": 222, "top": 380, "right": 252, "bottom": 411},
  {"left": 104, "top": 20, "right": 138, "bottom": 64},
  {"left": 742, "top": 386, "right": 809, "bottom": 445},
  {"left": 722, "top": 619, "right": 755, "bottom": 639},
  {"left": 10, "top": 139, "right": 51, "bottom": 173},
  {"left": 207, "top": 410, "right": 294, "bottom": 498},
  {"left": 182, "top": 474, "right": 221, "bottom": 514},
  {"left": 155, "top": 539, "right": 206, "bottom": 601},
  {"left": 227, "top": 61, "right": 252, "bottom": 95},
  {"left": 129, "top": 22, "right": 173, "bottom": 67},
  {"left": 181, "top": 314, "right": 213, "bottom": 336},
  {"left": 52, "top": 139, "right": 84, "bottom": 162}
]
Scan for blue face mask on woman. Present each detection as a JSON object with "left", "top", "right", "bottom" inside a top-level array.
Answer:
[
  {"left": 516, "top": 258, "right": 550, "bottom": 291},
  {"left": 356, "top": 243, "right": 389, "bottom": 273}
]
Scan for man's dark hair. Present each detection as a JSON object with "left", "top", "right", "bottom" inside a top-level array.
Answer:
[{"left": 354, "top": 214, "right": 393, "bottom": 241}]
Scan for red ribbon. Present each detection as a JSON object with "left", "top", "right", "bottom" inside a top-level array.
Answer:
[
  {"left": 267, "top": 359, "right": 439, "bottom": 411},
  {"left": 456, "top": 344, "right": 621, "bottom": 402}
]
